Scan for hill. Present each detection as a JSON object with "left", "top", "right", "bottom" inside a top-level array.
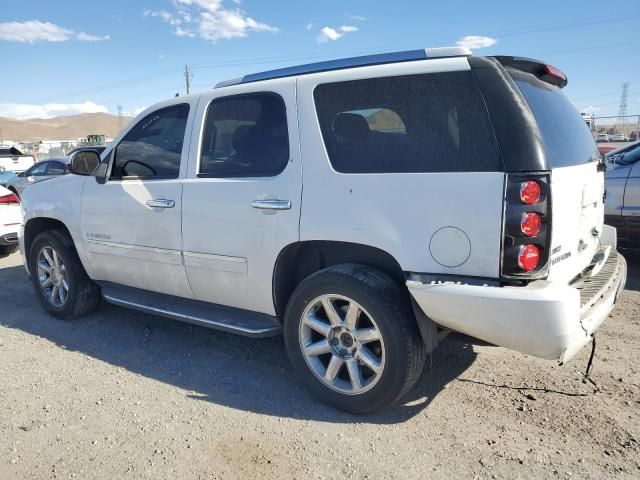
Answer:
[{"left": 0, "top": 113, "right": 133, "bottom": 142}]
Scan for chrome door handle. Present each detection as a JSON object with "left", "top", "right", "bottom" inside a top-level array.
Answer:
[
  {"left": 250, "top": 199, "right": 291, "bottom": 210},
  {"left": 146, "top": 199, "right": 175, "bottom": 209}
]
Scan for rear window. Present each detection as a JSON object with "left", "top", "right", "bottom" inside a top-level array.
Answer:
[
  {"left": 314, "top": 72, "right": 502, "bottom": 173},
  {"left": 509, "top": 69, "right": 599, "bottom": 168}
]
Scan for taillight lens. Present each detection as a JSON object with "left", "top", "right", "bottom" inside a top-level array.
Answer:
[
  {"left": 0, "top": 193, "right": 19, "bottom": 204},
  {"left": 520, "top": 181, "right": 541, "bottom": 205},
  {"left": 518, "top": 244, "right": 540, "bottom": 272},
  {"left": 521, "top": 212, "right": 542, "bottom": 237}
]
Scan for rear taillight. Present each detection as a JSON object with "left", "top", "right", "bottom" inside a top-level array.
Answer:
[
  {"left": 517, "top": 244, "right": 540, "bottom": 271},
  {"left": 0, "top": 193, "right": 19, "bottom": 205},
  {"left": 520, "top": 181, "right": 541, "bottom": 205},
  {"left": 502, "top": 174, "right": 551, "bottom": 279},
  {"left": 520, "top": 212, "right": 542, "bottom": 237}
]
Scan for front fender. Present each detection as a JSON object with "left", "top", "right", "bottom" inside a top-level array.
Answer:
[{"left": 21, "top": 175, "right": 92, "bottom": 276}]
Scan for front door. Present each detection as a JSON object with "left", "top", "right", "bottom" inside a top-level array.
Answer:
[
  {"left": 81, "top": 102, "right": 196, "bottom": 298},
  {"left": 181, "top": 78, "right": 301, "bottom": 315}
]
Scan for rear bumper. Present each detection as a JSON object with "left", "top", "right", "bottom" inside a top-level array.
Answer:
[{"left": 407, "top": 249, "right": 627, "bottom": 363}]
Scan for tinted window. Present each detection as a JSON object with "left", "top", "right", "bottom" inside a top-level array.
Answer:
[
  {"left": 46, "top": 161, "right": 66, "bottom": 175},
  {"left": 28, "top": 162, "right": 48, "bottom": 176},
  {"left": 112, "top": 104, "right": 189, "bottom": 179},
  {"left": 200, "top": 93, "right": 289, "bottom": 177},
  {"left": 509, "top": 70, "right": 599, "bottom": 168},
  {"left": 314, "top": 72, "right": 501, "bottom": 173}
]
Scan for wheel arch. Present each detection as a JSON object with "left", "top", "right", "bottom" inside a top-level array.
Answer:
[
  {"left": 272, "top": 240, "right": 406, "bottom": 318},
  {"left": 23, "top": 217, "right": 73, "bottom": 273}
]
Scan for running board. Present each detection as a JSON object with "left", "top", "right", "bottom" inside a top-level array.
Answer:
[{"left": 100, "top": 283, "right": 281, "bottom": 338}]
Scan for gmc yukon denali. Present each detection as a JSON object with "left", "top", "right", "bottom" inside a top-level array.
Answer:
[{"left": 19, "top": 47, "right": 627, "bottom": 413}]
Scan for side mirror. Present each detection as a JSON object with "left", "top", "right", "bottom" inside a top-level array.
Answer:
[{"left": 69, "top": 151, "right": 101, "bottom": 176}]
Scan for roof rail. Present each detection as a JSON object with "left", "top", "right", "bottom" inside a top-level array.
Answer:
[{"left": 215, "top": 46, "right": 472, "bottom": 88}]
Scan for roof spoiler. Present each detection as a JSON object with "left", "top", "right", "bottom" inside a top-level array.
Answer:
[{"left": 492, "top": 56, "right": 568, "bottom": 88}]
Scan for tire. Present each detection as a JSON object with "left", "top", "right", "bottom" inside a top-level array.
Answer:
[
  {"left": 284, "top": 264, "right": 426, "bottom": 414},
  {"left": 0, "top": 244, "right": 18, "bottom": 259},
  {"left": 28, "top": 229, "right": 101, "bottom": 320}
]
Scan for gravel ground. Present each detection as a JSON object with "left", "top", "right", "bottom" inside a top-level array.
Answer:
[{"left": 0, "top": 250, "right": 639, "bottom": 480}]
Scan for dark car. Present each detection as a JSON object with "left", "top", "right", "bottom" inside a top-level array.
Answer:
[{"left": 66, "top": 146, "right": 107, "bottom": 157}]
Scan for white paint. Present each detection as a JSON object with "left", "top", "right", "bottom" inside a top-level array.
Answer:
[{"left": 429, "top": 227, "right": 471, "bottom": 268}]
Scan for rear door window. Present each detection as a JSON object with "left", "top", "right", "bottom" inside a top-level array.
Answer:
[
  {"left": 313, "top": 71, "right": 502, "bottom": 173},
  {"left": 46, "top": 161, "right": 67, "bottom": 175},
  {"left": 509, "top": 69, "right": 599, "bottom": 168},
  {"left": 199, "top": 93, "right": 289, "bottom": 177}
]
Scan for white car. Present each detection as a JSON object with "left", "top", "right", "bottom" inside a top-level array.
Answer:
[
  {"left": 610, "top": 133, "right": 629, "bottom": 142},
  {"left": 19, "top": 48, "right": 627, "bottom": 413},
  {"left": 0, "top": 185, "right": 21, "bottom": 258}
]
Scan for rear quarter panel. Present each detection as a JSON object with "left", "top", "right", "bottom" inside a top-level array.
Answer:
[{"left": 297, "top": 59, "right": 504, "bottom": 278}]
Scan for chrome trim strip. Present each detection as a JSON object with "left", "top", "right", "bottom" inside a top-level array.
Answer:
[
  {"left": 183, "top": 251, "right": 247, "bottom": 263},
  {"left": 86, "top": 240, "right": 181, "bottom": 256}
]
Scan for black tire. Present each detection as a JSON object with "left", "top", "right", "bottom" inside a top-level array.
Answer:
[
  {"left": 284, "top": 264, "right": 426, "bottom": 414},
  {"left": 28, "top": 229, "right": 101, "bottom": 320},
  {"left": 0, "top": 244, "right": 18, "bottom": 259}
]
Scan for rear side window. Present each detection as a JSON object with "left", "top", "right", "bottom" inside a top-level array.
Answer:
[
  {"left": 199, "top": 93, "right": 289, "bottom": 177},
  {"left": 46, "top": 161, "right": 66, "bottom": 175},
  {"left": 314, "top": 72, "right": 501, "bottom": 173},
  {"left": 112, "top": 104, "right": 189, "bottom": 179},
  {"left": 509, "top": 69, "right": 599, "bottom": 168}
]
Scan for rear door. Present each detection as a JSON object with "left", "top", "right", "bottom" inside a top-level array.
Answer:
[
  {"left": 509, "top": 70, "right": 603, "bottom": 283},
  {"left": 181, "top": 78, "right": 301, "bottom": 315}
]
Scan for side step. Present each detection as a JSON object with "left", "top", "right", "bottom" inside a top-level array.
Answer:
[{"left": 100, "top": 283, "right": 281, "bottom": 338}]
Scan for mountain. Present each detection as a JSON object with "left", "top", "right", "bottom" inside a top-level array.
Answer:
[{"left": 0, "top": 113, "right": 134, "bottom": 142}]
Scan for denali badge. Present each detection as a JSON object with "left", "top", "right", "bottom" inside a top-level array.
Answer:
[
  {"left": 551, "top": 251, "right": 571, "bottom": 265},
  {"left": 86, "top": 232, "right": 111, "bottom": 241}
]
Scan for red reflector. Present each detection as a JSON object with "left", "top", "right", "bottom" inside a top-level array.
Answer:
[
  {"left": 544, "top": 65, "right": 567, "bottom": 82},
  {"left": 518, "top": 244, "right": 540, "bottom": 272},
  {"left": 0, "top": 193, "right": 20, "bottom": 205},
  {"left": 521, "top": 212, "right": 542, "bottom": 237},
  {"left": 520, "top": 181, "right": 541, "bottom": 205}
]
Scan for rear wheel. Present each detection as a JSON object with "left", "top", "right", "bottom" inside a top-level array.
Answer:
[
  {"left": 28, "top": 229, "right": 101, "bottom": 319},
  {"left": 284, "top": 264, "right": 426, "bottom": 414}
]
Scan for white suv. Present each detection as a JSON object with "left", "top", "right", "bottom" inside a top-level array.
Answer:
[{"left": 19, "top": 47, "right": 627, "bottom": 413}]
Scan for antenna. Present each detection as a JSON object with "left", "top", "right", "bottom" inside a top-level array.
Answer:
[
  {"left": 616, "top": 82, "right": 629, "bottom": 126},
  {"left": 184, "top": 65, "right": 193, "bottom": 94}
]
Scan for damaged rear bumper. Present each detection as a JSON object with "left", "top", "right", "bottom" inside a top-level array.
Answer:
[{"left": 407, "top": 249, "right": 627, "bottom": 363}]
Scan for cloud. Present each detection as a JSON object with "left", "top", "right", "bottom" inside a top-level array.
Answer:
[
  {"left": 306, "top": 22, "right": 313, "bottom": 31},
  {"left": 76, "top": 32, "right": 110, "bottom": 42},
  {"left": 145, "top": 0, "right": 278, "bottom": 43},
  {"left": 580, "top": 105, "right": 601, "bottom": 115},
  {"left": 455, "top": 35, "right": 497, "bottom": 50},
  {"left": 0, "top": 101, "right": 109, "bottom": 120},
  {"left": 347, "top": 15, "right": 367, "bottom": 21},
  {"left": 317, "top": 25, "right": 358, "bottom": 43},
  {"left": 0, "top": 20, "right": 109, "bottom": 43}
]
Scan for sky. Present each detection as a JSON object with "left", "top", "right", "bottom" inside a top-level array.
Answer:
[{"left": 0, "top": 0, "right": 639, "bottom": 122}]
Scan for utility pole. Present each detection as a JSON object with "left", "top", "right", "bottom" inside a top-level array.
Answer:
[
  {"left": 117, "top": 105, "right": 123, "bottom": 130},
  {"left": 184, "top": 65, "right": 193, "bottom": 95}
]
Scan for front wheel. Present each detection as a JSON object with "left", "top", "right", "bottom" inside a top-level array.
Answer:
[
  {"left": 284, "top": 264, "right": 426, "bottom": 414},
  {"left": 28, "top": 229, "right": 101, "bottom": 319}
]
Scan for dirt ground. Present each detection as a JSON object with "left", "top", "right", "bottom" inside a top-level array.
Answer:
[{"left": 0, "top": 250, "right": 638, "bottom": 480}]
